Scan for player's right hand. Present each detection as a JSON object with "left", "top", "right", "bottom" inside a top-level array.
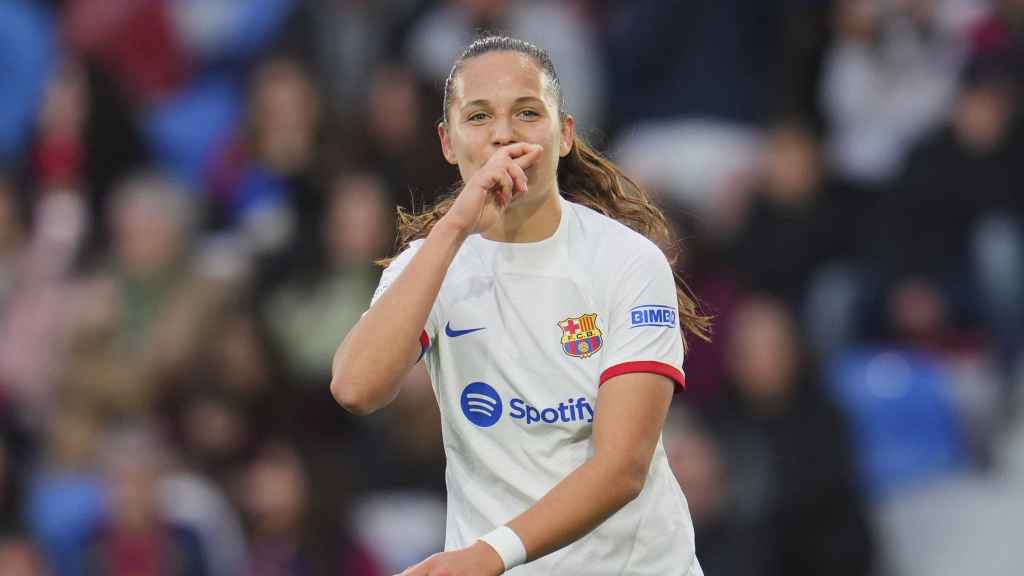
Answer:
[{"left": 441, "top": 143, "right": 544, "bottom": 237}]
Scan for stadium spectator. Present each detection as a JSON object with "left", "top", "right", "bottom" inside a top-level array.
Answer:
[
  {"left": 405, "top": 0, "right": 604, "bottom": 131},
  {"left": 336, "top": 63, "right": 457, "bottom": 209},
  {"left": 241, "top": 442, "right": 383, "bottom": 575},
  {"left": 871, "top": 53, "right": 1023, "bottom": 355},
  {"left": 0, "top": 406, "right": 32, "bottom": 535},
  {"left": 821, "top": 0, "right": 970, "bottom": 186},
  {"left": 240, "top": 443, "right": 311, "bottom": 575},
  {"left": 264, "top": 171, "right": 392, "bottom": 388},
  {"left": 0, "top": 192, "right": 86, "bottom": 422},
  {"left": 0, "top": 176, "right": 27, "bottom": 312},
  {"left": 207, "top": 56, "right": 325, "bottom": 259},
  {"left": 160, "top": 468, "right": 248, "bottom": 576},
  {"left": 61, "top": 172, "right": 230, "bottom": 419},
  {"left": 81, "top": 425, "right": 208, "bottom": 576},
  {"left": 725, "top": 121, "right": 862, "bottom": 308},
  {"left": 300, "top": 0, "right": 420, "bottom": 115},
  {"left": 663, "top": 408, "right": 743, "bottom": 575},
  {"left": 706, "top": 296, "right": 874, "bottom": 576},
  {"left": 23, "top": 58, "right": 149, "bottom": 259},
  {"left": 25, "top": 404, "right": 104, "bottom": 576},
  {"left": 62, "top": 0, "right": 190, "bottom": 107},
  {"left": 969, "top": 0, "right": 1024, "bottom": 66},
  {"left": 0, "top": 534, "right": 49, "bottom": 576}
]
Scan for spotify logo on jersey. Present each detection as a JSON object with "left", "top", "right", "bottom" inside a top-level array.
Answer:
[
  {"left": 460, "top": 382, "right": 503, "bottom": 427},
  {"left": 460, "top": 382, "right": 596, "bottom": 429}
]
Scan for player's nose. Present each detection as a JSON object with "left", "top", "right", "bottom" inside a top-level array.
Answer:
[{"left": 491, "top": 116, "right": 518, "bottom": 147}]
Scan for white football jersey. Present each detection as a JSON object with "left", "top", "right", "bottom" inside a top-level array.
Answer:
[{"left": 370, "top": 196, "right": 702, "bottom": 575}]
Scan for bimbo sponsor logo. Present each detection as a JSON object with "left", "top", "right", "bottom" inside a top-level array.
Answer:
[
  {"left": 459, "top": 382, "right": 594, "bottom": 427},
  {"left": 630, "top": 305, "right": 676, "bottom": 328}
]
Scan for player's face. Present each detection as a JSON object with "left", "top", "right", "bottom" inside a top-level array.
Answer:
[{"left": 439, "top": 51, "right": 574, "bottom": 204}]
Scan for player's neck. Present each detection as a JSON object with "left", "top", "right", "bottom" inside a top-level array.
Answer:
[{"left": 483, "top": 188, "right": 561, "bottom": 244}]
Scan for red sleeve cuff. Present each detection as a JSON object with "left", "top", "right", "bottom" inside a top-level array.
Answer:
[
  {"left": 417, "top": 330, "right": 430, "bottom": 363},
  {"left": 599, "top": 361, "right": 686, "bottom": 394}
]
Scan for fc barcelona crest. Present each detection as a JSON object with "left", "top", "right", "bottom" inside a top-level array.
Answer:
[{"left": 559, "top": 313, "right": 604, "bottom": 358}]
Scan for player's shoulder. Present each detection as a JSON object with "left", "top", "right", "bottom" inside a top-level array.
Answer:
[
  {"left": 389, "top": 238, "right": 426, "bottom": 266},
  {"left": 564, "top": 199, "right": 669, "bottom": 268}
]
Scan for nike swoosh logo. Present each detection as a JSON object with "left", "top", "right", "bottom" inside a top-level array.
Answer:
[{"left": 445, "top": 322, "right": 486, "bottom": 338}]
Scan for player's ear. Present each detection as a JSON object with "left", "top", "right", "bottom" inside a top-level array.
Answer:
[
  {"left": 439, "top": 122, "right": 458, "bottom": 165},
  {"left": 559, "top": 115, "right": 575, "bottom": 158}
]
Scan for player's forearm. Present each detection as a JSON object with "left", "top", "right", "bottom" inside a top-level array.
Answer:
[
  {"left": 331, "top": 220, "right": 467, "bottom": 413},
  {"left": 504, "top": 454, "right": 646, "bottom": 564}
]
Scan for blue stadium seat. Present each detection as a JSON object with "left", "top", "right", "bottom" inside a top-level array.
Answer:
[
  {"left": 826, "top": 348, "right": 970, "bottom": 499},
  {"left": 0, "top": 0, "right": 54, "bottom": 164}
]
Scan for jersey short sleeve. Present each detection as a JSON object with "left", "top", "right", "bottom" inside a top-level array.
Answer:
[
  {"left": 369, "top": 239, "right": 439, "bottom": 361},
  {"left": 599, "top": 243, "right": 686, "bottom": 393}
]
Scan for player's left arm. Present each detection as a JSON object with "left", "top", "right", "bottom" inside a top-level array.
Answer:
[
  {"left": 399, "top": 371, "right": 674, "bottom": 576},
  {"left": 502, "top": 370, "right": 675, "bottom": 560}
]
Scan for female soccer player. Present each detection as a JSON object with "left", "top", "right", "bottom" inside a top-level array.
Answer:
[{"left": 331, "top": 35, "right": 709, "bottom": 576}]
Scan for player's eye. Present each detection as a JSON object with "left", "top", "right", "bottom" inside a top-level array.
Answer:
[
  {"left": 467, "top": 112, "right": 489, "bottom": 122},
  {"left": 517, "top": 109, "right": 540, "bottom": 120}
]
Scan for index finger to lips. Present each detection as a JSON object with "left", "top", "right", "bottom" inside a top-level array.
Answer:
[
  {"left": 502, "top": 142, "right": 541, "bottom": 159},
  {"left": 512, "top": 144, "right": 543, "bottom": 170}
]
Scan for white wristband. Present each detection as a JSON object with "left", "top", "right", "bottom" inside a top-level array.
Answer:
[{"left": 478, "top": 525, "right": 527, "bottom": 571}]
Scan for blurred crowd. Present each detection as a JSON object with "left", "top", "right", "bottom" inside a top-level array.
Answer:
[{"left": 1, "top": 0, "right": 1023, "bottom": 575}]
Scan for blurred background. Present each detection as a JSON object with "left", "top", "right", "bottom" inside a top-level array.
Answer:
[{"left": 0, "top": 0, "right": 1023, "bottom": 574}]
